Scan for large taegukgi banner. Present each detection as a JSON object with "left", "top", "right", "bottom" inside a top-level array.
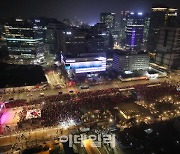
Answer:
[{"left": 26, "top": 109, "right": 41, "bottom": 119}]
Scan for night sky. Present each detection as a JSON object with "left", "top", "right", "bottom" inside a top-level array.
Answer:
[{"left": 0, "top": 0, "right": 179, "bottom": 24}]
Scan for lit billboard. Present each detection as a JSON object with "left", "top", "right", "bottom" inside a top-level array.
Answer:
[{"left": 65, "top": 57, "right": 106, "bottom": 73}]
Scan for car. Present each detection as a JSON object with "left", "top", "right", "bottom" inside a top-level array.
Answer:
[
  {"left": 58, "top": 91, "right": 63, "bottom": 95},
  {"left": 80, "top": 85, "right": 90, "bottom": 89},
  {"left": 69, "top": 90, "right": 74, "bottom": 93},
  {"left": 9, "top": 98, "right": 14, "bottom": 101},
  {"left": 39, "top": 93, "right": 44, "bottom": 97}
]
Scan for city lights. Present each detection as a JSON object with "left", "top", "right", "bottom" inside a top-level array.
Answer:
[
  {"left": 0, "top": 1, "right": 179, "bottom": 153},
  {"left": 109, "top": 118, "right": 113, "bottom": 122},
  {"left": 138, "top": 12, "right": 143, "bottom": 15},
  {"left": 66, "top": 32, "right": 72, "bottom": 35}
]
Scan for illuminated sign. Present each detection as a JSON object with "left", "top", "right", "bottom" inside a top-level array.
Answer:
[
  {"left": 75, "top": 67, "right": 106, "bottom": 73},
  {"left": 69, "top": 61, "right": 102, "bottom": 69},
  {"left": 65, "top": 57, "right": 106, "bottom": 73},
  {"left": 131, "top": 27, "right": 135, "bottom": 46}
]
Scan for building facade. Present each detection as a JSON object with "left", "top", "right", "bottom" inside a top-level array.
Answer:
[
  {"left": 125, "top": 12, "right": 145, "bottom": 52},
  {"left": 148, "top": 5, "right": 178, "bottom": 52},
  {"left": 155, "top": 27, "right": 180, "bottom": 70},
  {"left": 87, "top": 35, "right": 105, "bottom": 52},
  {"left": 113, "top": 50, "right": 149, "bottom": 72},
  {"left": 61, "top": 52, "right": 106, "bottom": 77},
  {"left": 120, "top": 11, "right": 130, "bottom": 46},
  {"left": 143, "top": 14, "right": 150, "bottom": 50},
  {"left": 45, "top": 21, "right": 66, "bottom": 54},
  {"left": 100, "top": 12, "right": 116, "bottom": 32},
  {"left": 63, "top": 27, "right": 88, "bottom": 56},
  {"left": 3, "top": 18, "right": 44, "bottom": 58}
]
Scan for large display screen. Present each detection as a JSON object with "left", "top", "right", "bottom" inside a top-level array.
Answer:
[
  {"left": 65, "top": 57, "right": 106, "bottom": 73},
  {"left": 68, "top": 61, "right": 102, "bottom": 69}
]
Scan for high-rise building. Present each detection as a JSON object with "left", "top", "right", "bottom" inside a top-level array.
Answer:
[
  {"left": 87, "top": 35, "right": 105, "bottom": 52},
  {"left": 63, "top": 27, "right": 88, "bottom": 56},
  {"left": 125, "top": 12, "right": 145, "bottom": 52},
  {"left": 120, "top": 11, "right": 129, "bottom": 46},
  {"left": 3, "top": 18, "right": 44, "bottom": 58},
  {"left": 113, "top": 50, "right": 149, "bottom": 72},
  {"left": 45, "top": 21, "right": 66, "bottom": 54},
  {"left": 100, "top": 12, "right": 116, "bottom": 32},
  {"left": 155, "top": 27, "right": 180, "bottom": 70},
  {"left": 147, "top": 5, "right": 178, "bottom": 52},
  {"left": 112, "top": 21, "right": 120, "bottom": 42},
  {"left": 143, "top": 14, "right": 150, "bottom": 43},
  {"left": 90, "top": 23, "right": 111, "bottom": 50},
  {"left": 60, "top": 25, "right": 112, "bottom": 56},
  {"left": 91, "top": 23, "right": 107, "bottom": 34}
]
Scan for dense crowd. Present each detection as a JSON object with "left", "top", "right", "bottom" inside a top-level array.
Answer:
[
  {"left": 135, "top": 82, "right": 179, "bottom": 102},
  {"left": 40, "top": 91, "right": 132, "bottom": 126},
  {"left": 31, "top": 83, "right": 180, "bottom": 127},
  {"left": 2, "top": 82, "right": 180, "bottom": 129}
]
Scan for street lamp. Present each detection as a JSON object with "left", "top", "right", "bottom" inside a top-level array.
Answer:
[{"left": 109, "top": 118, "right": 113, "bottom": 123}]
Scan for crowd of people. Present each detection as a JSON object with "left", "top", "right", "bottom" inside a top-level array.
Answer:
[
  {"left": 1, "top": 82, "right": 180, "bottom": 130},
  {"left": 40, "top": 90, "right": 132, "bottom": 127},
  {"left": 135, "top": 82, "right": 179, "bottom": 102}
]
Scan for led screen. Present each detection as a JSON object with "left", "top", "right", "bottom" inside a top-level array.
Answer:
[
  {"left": 70, "top": 61, "right": 102, "bottom": 69},
  {"left": 65, "top": 58, "right": 106, "bottom": 73}
]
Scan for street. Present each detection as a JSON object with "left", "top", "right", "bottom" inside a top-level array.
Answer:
[{"left": 0, "top": 76, "right": 172, "bottom": 102}]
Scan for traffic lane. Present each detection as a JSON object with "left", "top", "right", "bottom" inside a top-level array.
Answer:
[
  {"left": 88, "top": 77, "right": 166, "bottom": 91},
  {"left": 1, "top": 77, "right": 170, "bottom": 101}
]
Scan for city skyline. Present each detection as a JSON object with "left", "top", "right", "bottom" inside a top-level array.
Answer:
[
  {"left": 0, "top": 0, "right": 179, "bottom": 24},
  {"left": 0, "top": 0, "right": 180, "bottom": 153}
]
